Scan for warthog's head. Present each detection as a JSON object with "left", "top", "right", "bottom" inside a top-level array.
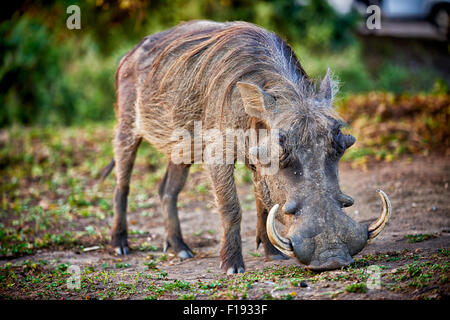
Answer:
[{"left": 237, "top": 70, "right": 391, "bottom": 271}]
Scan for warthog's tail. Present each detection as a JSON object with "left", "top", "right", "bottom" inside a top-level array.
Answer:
[{"left": 97, "top": 159, "right": 115, "bottom": 182}]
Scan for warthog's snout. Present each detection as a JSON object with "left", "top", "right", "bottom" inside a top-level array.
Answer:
[{"left": 266, "top": 190, "right": 392, "bottom": 271}]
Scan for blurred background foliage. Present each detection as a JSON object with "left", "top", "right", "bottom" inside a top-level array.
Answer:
[{"left": 1, "top": 0, "right": 447, "bottom": 127}]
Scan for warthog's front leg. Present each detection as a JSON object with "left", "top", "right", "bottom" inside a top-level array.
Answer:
[
  {"left": 208, "top": 164, "right": 245, "bottom": 274},
  {"left": 158, "top": 162, "right": 193, "bottom": 260}
]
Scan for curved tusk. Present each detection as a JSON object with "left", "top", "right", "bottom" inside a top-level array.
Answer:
[
  {"left": 266, "top": 204, "right": 296, "bottom": 257},
  {"left": 368, "top": 189, "right": 392, "bottom": 241}
]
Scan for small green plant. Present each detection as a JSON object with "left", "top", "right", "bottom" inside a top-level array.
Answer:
[
  {"left": 249, "top": 251, "right": 261, "bottom": 257},
  {"left": 144, "top": 260, "right": 158, "bottom": 270},
  {"left": 195, "top": 183, "right": 208, "bottom": 194},
  {"left": 407, "top": 263, "right": 422, "bottom": 278},
  {"left": 404, "top": 234, "right": 436, "bottom": 243},
  {"left": 179, "top": 293, "right": 196, "bottom": 300},
  {"left": 157, "top": 270, "right": 168, "bottom": 279},
  {"left": 345, "top": 283, "right": 367, "bottom": 293}
]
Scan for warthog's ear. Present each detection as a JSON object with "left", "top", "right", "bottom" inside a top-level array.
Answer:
[
  {"left": 318, "top": 67, "right": 334, "bottom": 101},
  {"left": 236, "top": 82, "right": 268, "bottom": 120}
]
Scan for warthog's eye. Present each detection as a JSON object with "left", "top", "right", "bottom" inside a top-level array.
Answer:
[
  {"left": 279, "top": 132, "right": 291, "bottom": 168},
  {"left": 331, "top": 130, "right": 346, "bottom": 159},
  {"left": 332, "top": 129, "right": 356, "bottom": 159},
  {"left": 336, "top": 131, "right": 346, "bottom": 151}
]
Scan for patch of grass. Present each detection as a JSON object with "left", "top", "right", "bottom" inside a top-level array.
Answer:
[
  {"left": 407, "top": 262, "right": 422, "bottom": 278},
  {"left": 387, "top": 260, "right": 449, "bottom": 295},
  {"left": 179, "top": 293, "right": 196, "bottom": 300},
  {"left": 352, "top": 251, "right": 406, "bottom": 266},
  {"left": 145, "top": 280, "right": 192, "bottom": 299},
  {"left": 345, "top": 283, "right": 367, "bottom": 293},
  {"left": 195, "top": 183, "right": 209, "bottom": 194},
  {"left": 156, "top": 270, "right": 168, "bottom": 279},
  {"left": 137, "top": 242, "right": 158, "bottom": 252},
  {"left": 162, "top": 280, "right": 191, "bottom": 291},
  {"left": 249, "top": 251, "right": 261, "bottom": 257},
  {"left": 404, "top": 234, "right": 437, "bottom": 243},
  {"left": 262, "top": 293, "right": 275, "bottom": 300},
  {"left": 199, "top": 280, "right": 223, "bottom": 290},
  {"left": 144, "top": 260, "right": 158, "bottom": 270}
]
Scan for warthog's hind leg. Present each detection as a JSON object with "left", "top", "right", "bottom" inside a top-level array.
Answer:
[
  {"left": 111, "top": 124, "right": 141, "bottom": 255},
  {"left": 158, "top": 162, "right": 193, "bottom": 260}
]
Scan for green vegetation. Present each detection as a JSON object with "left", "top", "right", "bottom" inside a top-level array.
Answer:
[
  {"left": 345, "top": 282, "right": 367, "bottom": 293},
  {"left": 337, "top": 92, "right": 449, "bottom": 168},
  {"left": 388, "top": 260, "right": 449, "bottom": 290},
  {"left": 2, "top": 250, "right": 447, "bottom": 299},
  {"left": 404, "top": 234, "right": 437, "bottom": 244},
  {"left": 0, "top": 124, "right": 166, "bottom": 258},
  {"left": 1, "top": 0, "right": 447, "bottom": 127}
]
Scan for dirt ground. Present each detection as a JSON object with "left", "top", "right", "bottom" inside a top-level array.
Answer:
[{"left": 1, "top": 154, "right": 449, "bottom": 300}]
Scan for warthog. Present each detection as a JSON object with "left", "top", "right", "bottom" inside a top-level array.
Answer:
[{"left": 101, "top": 20, "right": 391, "bottom": 273}]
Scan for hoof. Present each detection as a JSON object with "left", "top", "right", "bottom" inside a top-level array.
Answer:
[
  {"left": 111, "top": 231, "right": 129, "bottom": 256},
  {"left": 226, "top": 267, "right": 245, "bottom": 275},
  {"left": 164, "top": 237, "right": 194, "bottom": 260},
  {"left": 221, "top": 259, "right": 245, "bottom": 274},
  {"left": 177, "top": 249, "right": 194, "bottom": 260},
  {"left": 114, "top": 246, "right": 129, "bottom": 256}
]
